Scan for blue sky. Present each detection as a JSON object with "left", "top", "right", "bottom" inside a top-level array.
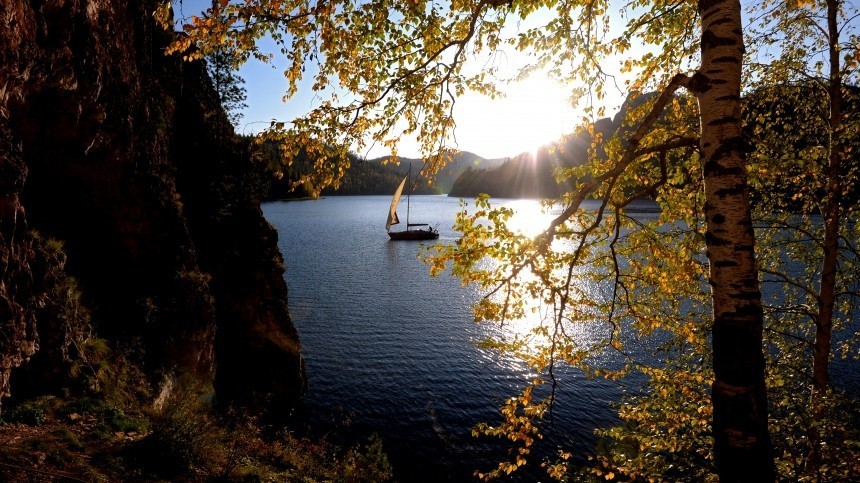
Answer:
[{"left": 170, "top": 0, "right": 587, "bottom": 160}]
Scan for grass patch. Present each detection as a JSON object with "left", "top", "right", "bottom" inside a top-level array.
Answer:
[{"left": 2, "top": 393, "right": 393, "bottom": 482}]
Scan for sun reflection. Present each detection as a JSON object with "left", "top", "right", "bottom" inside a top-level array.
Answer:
[
  {"left": 476, "top": 269, "right": 613, "bottom": 375},
  {"left": 466, "top": 195, "right": 620, "bottom": 377},
  {"left": 502, "top": 199, "right": 555, "bottom": 238},
  {"left": 467, "top": 199, "right": 614, "bottom": 374}
]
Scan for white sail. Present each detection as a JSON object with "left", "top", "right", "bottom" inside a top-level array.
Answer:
[{"left": 386, "top": 175, "right": 408, "bottom": 230}]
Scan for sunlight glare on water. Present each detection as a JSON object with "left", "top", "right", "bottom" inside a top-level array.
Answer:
[{"left": 477, "top": 200, "right": 611, "bottom": 362}]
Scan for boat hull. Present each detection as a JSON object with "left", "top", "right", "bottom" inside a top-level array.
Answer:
[{"left": 388, "top": 229, "right": 439, "bottom": 241}]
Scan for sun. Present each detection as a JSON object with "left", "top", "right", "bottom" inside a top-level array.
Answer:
[{"left": 453, "top": 73, "right": 576, "bottom": 159}]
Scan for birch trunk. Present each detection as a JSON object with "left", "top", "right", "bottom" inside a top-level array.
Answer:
[{"left": 695, "top": 0, "right": 774, "bottom": 479}]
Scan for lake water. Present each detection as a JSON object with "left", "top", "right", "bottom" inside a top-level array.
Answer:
[
  {"left": 263, "top": 195, "right": 859, "bottom": 481},
  {"left": 263, "top": 196, "right": 630, "bottom": 481}
]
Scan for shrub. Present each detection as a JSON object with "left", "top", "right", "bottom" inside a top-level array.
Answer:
[
  {"left": 60, "top": 397, "right": 147, "bottom": 435},
  {"left": 3, "top": 397, "right": 60, "bottom": 426},
  {"left": 136, "top": 392, "right": 225, "bottom": 477}
]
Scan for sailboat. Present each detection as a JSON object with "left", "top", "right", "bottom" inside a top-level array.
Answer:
[{"left": 386, "top": 163, "right": 439, "bottom": 240}]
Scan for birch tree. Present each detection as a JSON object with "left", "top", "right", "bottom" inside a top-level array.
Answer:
[
  {"left": 744, "top": 0, "right": 860, "bottom": 476},
  {"left": 694, "top": 1, "right": 772, "bottom": 478},
  {"left": 747, "top": 0, "right": 859, "bottom": 394}
]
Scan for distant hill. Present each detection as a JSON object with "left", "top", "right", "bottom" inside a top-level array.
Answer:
[
  {"left": 448, "top": 117, "right": 615, "bottom": 199},
  {"left": 445, "top": 90, "right": 672, "bottom": 199},
  {"left": 264, "top": 149, "right": 505, "bottom": 199},
  {"left": 260, "top": 90, "right": 666, "bottom": 200},
  {"left": 320, "top": 157, "right": 440, "bottom": 196},
  {"left": 365, "top": 151, "right": 506, "bottom": 193}
]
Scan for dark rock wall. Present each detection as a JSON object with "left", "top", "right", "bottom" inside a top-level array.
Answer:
[
  {"left": 170, "top": 39, "right": 307, "bottom": 412},
  {"left": 0, "top": 0, "right": 304, "bottom": 412}
]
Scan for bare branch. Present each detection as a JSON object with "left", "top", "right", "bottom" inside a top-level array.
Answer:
[{"left": 760, "top": 268, "right": 821, "bottom": 301}]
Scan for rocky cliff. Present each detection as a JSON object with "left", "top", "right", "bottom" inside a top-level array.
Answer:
[{"left": 0, "top": 0, "right": 304, "bottom": 415}]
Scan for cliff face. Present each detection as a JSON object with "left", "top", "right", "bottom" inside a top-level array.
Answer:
[{"left": 0, "top": 0, "right": 304, "bottom": 412}]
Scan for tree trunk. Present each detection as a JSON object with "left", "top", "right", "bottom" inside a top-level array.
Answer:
[
  {"left": 695, "top": 0, "right": 774, "bottom": 479},
  {"left": 806, "top": 0, "right": 843, "bottom": 473},
  {"left": 813, "top": 0, "right": 843, "bottom": 394}
]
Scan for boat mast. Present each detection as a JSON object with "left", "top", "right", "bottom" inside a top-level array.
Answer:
[{"left": 406, "top": 162, "right": 411, "bottom": 228}]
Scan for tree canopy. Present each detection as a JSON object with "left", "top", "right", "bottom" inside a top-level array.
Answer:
[{"left": 205, "top": 46, "right": 248, "bottom": 127}]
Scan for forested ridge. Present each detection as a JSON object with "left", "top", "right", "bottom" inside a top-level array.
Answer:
[
  {"left": 263, "top": 147, "right": 503, "bottom": 198},
  {"left": 264, "top": 151, "right": 446, "bottom": 198}
]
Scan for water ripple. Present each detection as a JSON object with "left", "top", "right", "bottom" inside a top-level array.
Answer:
[{"left": 265, "top": 196, "right": 625, "bottom": 481}]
